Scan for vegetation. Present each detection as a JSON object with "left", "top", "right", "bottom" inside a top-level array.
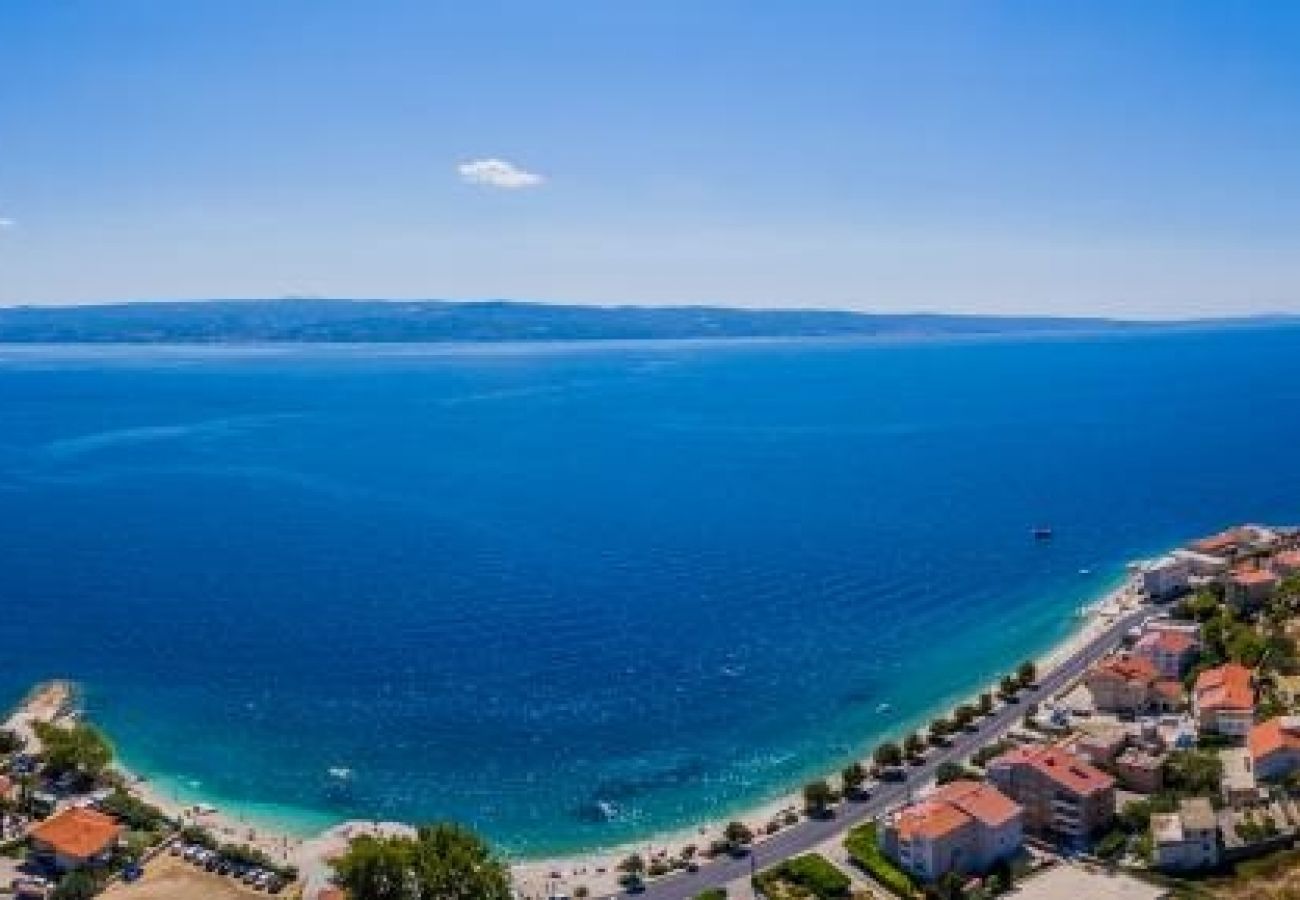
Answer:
[
  {"left": 33, "top": 722, "right": 113, "bottom": 783},
  {"left": 803, "top": 779, "right": 835, "bottom": 817},
  {"left": 1163, "top": 750, "right": 1224, "bottom": 797},
  {"left": 0, "top": 729, "right": 24, "bottom": 754},
  {"left": 935, "top": 762, "right": 979, "bottom": 785},
  {"left": 841, "top": 761, "right": 866, "bottom": 797},
  {"left": 1095, "top": 828, "right": 1129, "bottom": 860},
  {"left": 997, "top": 675, "right": 1018, "bottom": 700},
  {"left": 52, "top": 870, "right": 100, "bottom": 900},
  {"left": 754, "top": 853, "right": 851, "bottom": 899},
  {"left": 333, "top": 822, "right": 512, "bottom": 900},
  {"left": 723, "top": 820, "right": 754, "bottom": 851},
  {"left": 695, "top": 891, "right": 727, "bottom": 900},
  {"left": 98, "top": 788, "right": 172, "bottom": 834},
  {"left": 977, "top": 692, "right": 994, "bottom": 716},
  {"left": 844, "top": 823, "right": 917, "bottom": 898},
  {"left": 874, "top": 742, "right": 903, "bottom": 769},
  {"left": 971, "top": 739, "right": 1015, "bottom": 769},
  {"left": 903, "top": 732, "right": 924, "bottom": 759},
  {"left": 1016, "top": 660, "right": 1037, "bottom": 687}
]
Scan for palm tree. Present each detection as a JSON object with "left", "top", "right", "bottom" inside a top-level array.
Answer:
[{"left": 841, "top": 761, "right": 866, "bottom": 797}]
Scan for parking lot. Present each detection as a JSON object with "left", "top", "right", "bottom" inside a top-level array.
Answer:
[{"left": 102, "top": 853, "right": 274, "bottom": 900}]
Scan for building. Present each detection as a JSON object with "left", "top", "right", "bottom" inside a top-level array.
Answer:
[
  {"left": 1193, "top": 663, "right": 1255, "bottom": 737},
  {"left": 1225, "top": 567, "right": 1280, "bottom": 612},
  {"left": 1249, "top": 717, "right": 1300, "bottom": 781},
  {"left": 28, "top": 807, "right": 121, "bottom": 871},
  {"left": 1273, "top": 549, "right": 1300, "bottom": 577},
  {"left": 986, "top": 745, "right": 1115, "bottom": 842},
  {"left": 1190, "top": 525, "right": 1278, "bottom": 559},
  {"left": 1151, "top": 798, "right": 1219, "bottom": 871},
  {"left": 1133, "top": 628, "right": 1200, "bottom": 680},
  {"left": 1082, "top": 654, "right": 1183, "bottom": 715},
  {"left": 881, "top": 780, "right": 1023, "bottom": 883},
  {"left": 1114, "top": 747, "right": 1165, "bottom": 793},
  {"left": 1141, "top": 555, "right": 1191, "bottom": 600},
  {"left": 1173, "top": 549, "right": 1231, "bottom": 578}
]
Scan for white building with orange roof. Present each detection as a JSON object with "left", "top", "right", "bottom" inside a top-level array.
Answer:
[
  {"left": 986, "top": 745, "right": 1115, "bottom": 841},
  {"left": 1273, "top": 549, "right": 1300, "bottom": 578},
  {"left": 1249, "top": 716, "right": 1300, "bottom": 781},
  {"left": 1193, "top": 662, "right": 1255, "bottom": 737},
  {"left": 881, "top": 780, "right": 1023, "bottom": 883},
  {"left": 1133, "top": 628, "right": 1200, "bottom": 679},
  {"left": 27, "top": 807, "right": 121, "bottom": 871},
  {"left": 1082, "top": 653, "right": 1184, "bottom": 715},
  {"left": 1225, "top": 566, "right": 1280, "bottom": 612}
]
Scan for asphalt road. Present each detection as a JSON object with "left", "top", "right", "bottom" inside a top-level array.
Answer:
[{"left": 600, "top": 603, "right": 1150, "bottom": 900}]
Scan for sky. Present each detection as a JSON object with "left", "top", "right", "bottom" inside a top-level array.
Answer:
[{"left": 2, "top": 1, "right": 1300, "bottom": 318}]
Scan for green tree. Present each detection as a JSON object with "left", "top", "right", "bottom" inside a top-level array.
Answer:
[
  {"left": 803, "top": 779, "right": 835, "bottom": 816},
  {"left": 978, "top": 692, "right": 994, "bottom": 716},
  {"left": 34, "top": 722, "right": 113, "bottom": 782},
  {"left": 335, "top": 823, "right": 512, "bottom": 900},
  {"left": 723, "top": 820, "right": 753, "bottom": 849},
  {"left": 873, "top": 742, "right": 902, "bottom": 769},
  {"left": 998, "top": 675, "right": 1018, "bottom": 700},
  {"left": 841, "top": 761, "right": 866, "bottom": 797},
  {"left": 52, "top": 870, "right": 100, "bottom": 900},
  {"left": 1017, "top": 660, "right": 1037, "bottom": 687},
  {"left": 903, "top": 732, "right": 924, "bottom": 758},
  {"left": 1163, "top": 751, "right": 1224, "bottom": 796}
]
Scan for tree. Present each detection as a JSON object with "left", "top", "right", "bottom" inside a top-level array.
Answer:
[
  {"left": 903, "top": 732, "right": 924, "bottom": 758},
  {"left": 619, "top": 854, "right": 645, "bottom": 875},
  {"left": 935, "top": 762, "right": 974, "bottom": 785},
  {"left": 334, "top": 823, "right": 512, "bottom": 900},
  {"left": 1163, "top": 751, "right": 1224, "bottom": 796},
  {"left": 802, "top": 779, "right": 835, "bottom": 816},
  {"left": 998, "top": 675, "right": 1018, "bottom": 700},
  {"left": 841, "top": 761, "right": 866, "bottom": 797},
  {"left": 1017, "top": 660, "right": 1037, "bottom": 687},
  {"left": 34, "top": 722, "right": 113, "bottom": 782},
  {"left": 978, "top": 692, "right": 994, "bottom": 716},
  {"left": 873, "top": 742, "right": 902, "bottom": 769},
  {"left": 951, "top": 705, "right": 975, "bottom": 729},
  {"left": 52, "top": 870, "right": 99, "bottom": 900},
  {"left": 723, "top": 820, "right": 753, "bottom": 849}
]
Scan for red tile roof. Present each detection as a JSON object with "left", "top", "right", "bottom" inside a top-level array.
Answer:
[
  {"left": 1090, "top": 654, "right": 1159, "bottom": 685},
  {"left": 1231, "top": 568, "right": 1280, "bottom": 587},
  {"left": 29, "top": 807, "right": 120, "bottom": 860},
  {"left": 991, "top": 745, "right": 1114, "bottom": 797},
  {"left": 1194, "top": 663, "right": 1254, "bottom": 712},
  {"left": 1191, "top": 528, "right": 1254, "bottom": 555},
  {"left": 932, "top": 780, "right": 1022, "bottom": 829},
  {"left": 1142, "top": 630, "right": 1197, "bottom": 655},
  {"left": 1275, "top": 550, "right": 1300, "bottom": 571},
  {"left": 1249, "top": 718, "right": 1300, "bottom": 763},
  {"left": 895, "top": 798, "right": 971, "bottom": 841}
]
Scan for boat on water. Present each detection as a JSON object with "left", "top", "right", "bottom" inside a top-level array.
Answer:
[{"left": 1032, "top": 526, "right": 1054, "bottom": 540}]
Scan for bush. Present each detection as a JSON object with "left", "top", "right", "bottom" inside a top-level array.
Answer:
[
  {"left": 695, "top": 891, "right": 727, "bottom": 900},
  {"left": 99, "top": 788, "right": 172, "bottom": 833},
  {"left": 844, "top": 823, "right": 916, "bottom": 898},
  {"left": 1095, "top": 829, "right": 1128, "bottom": 860},
  {"left": 755, "top": 853, "right": 850, "bottom": 898}
]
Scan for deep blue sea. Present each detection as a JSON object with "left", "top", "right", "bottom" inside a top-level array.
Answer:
[{"left": 3, "top": 328, "right": 1300, "bottom": 856}]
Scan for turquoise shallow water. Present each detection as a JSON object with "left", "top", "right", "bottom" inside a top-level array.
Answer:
[{"left": 2, "top": 328, "right": 1300, "bottom": 856}]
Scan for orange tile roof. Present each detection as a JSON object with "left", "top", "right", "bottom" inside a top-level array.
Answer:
[
  {"left": 895, "top": 798, "right": 971, "bottom": 841},
  {"left": 1145, "top": 630, "right": 1197, "bottom": 655},
  {"left": 1153, "top": 679, "right": 1186, "bottom": 702},
  {"left": 1195, "top": 663, "right": 1254, "bottom": 711},
  {"left": 1231, "top": 568, "right": 1279, "bottom": 586},
  {"left": 1248, "top": 718, "right": 1300, "bottom": 763},
  {"left": 1090, "top": 654, "right": 1159, "bottom": 685},
  {"left": 932, "top": 779, "right": 1022, "bottom": 829},
  {"left": 1191, "top": 528, "right": 1253, "bottom": 554},
  {"left": 992, "top": 745, "right": 1115, "bottom": 796},
  {"left": 1275, "top": 550, "right": 1300, "bottom": 568},
  {"left": 29, "top": 807, "right": 120, "bottom": 859}
]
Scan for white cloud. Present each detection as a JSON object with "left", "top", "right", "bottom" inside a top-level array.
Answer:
[
  {"left": 457, "top": 158, "right": 544, "bottom": 189},
  {"left": 0, "top": 217, "right": 14, "bottom": 229}
]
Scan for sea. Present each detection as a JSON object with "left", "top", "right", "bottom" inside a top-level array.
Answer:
[{"left": 2, "top": 326, "right": 1300, "bottom": 857}]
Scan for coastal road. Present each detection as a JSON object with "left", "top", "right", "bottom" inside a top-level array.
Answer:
[{"left": 600, "top": 603, "right": 1150, "bottom": 900}]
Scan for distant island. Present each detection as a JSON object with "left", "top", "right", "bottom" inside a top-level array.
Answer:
[{"left": 0, "top": 298, "right": 1166, "bottom": 344}]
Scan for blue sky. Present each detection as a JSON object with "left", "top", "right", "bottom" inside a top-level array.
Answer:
[{"left": 2, "top": 1, "right": 1299, "bottom": 317}]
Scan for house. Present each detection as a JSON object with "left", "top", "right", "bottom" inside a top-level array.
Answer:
[
  {"left": 1225, "top": 567, "right": 1279, "bottom": 612},
  {"left": 1248, "top": 717, "right": 1300, "bottom": 781},
  {"left": 1114, "top": 747, "right": 1165, "bottom": 793},
  {"left": 1173, "top": 549, "right": 1231, "bottom": 578},
  {"left": 1082, "top": 654, "right": 1183, "bottom": 715},
  {"left": 1152, "top": 798, "right": 1219, "bottom": 871},
  {"left": 986, "top": 745, "right": 1115, "bottom": 842},
  {"left": 1194, "top": 663, "right": 1255, "bottom": 737},
  {"left": 1273, "top": 550, "right": 1300, "bottom": 577},
  {"left": 881, "top": 780, "right": 1023, "bottom": 883},
  {"left": 1190, "top": 526, "right": 1278, "bottom": 559},
  {"left": 1072, "top": 723, "right": 1129, "bottom": 766},
  {"left": 1141, "top": 555, "right": 1191, "bottom": 600},
  {"left": 27, "top": 807, "right": 121, "bottom": 871},
  {"left": 1133, "top": 628, "right": 1200, "bottom": 679}
]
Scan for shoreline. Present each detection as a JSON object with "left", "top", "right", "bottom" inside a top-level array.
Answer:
[{"left": 4, "top": 568, "right": 1144, "bottom": 898}]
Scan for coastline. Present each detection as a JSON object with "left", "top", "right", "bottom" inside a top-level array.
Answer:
[{"left": 4, "top": 567, "right": 1144, "bottom": 899}]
